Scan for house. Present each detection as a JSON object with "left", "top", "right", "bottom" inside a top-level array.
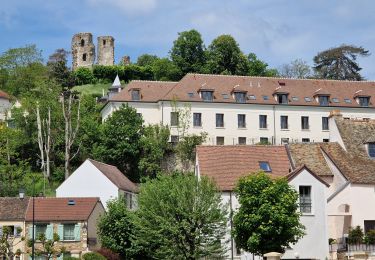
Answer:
[
  {"left": 102, "top": 74, "right": 375, "bottom": 145},
  {"left": 195, "top": 145, "right": 329, "bottom": 260},
  {"left": 56, "top": 159, "right": 138, "bottom": 209},
  {"left": 0, "top": 197, "right": 30, "bottom": 260},
  {"left": 288, "top": 111, "right": 375, "bottom": 243},
  {"left": 24, "top": 197, "right": 105, "bottom": 259},
  {"left": 0, "top": 90, "right": 11, "bottom": 121}
]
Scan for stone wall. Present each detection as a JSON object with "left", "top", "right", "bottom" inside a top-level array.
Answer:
[
  {"left": 97, "top": 36, "right": 115, "bottom": 66},
  {"left": 71, "top": 33, "right": 96, "bottom": 70}
]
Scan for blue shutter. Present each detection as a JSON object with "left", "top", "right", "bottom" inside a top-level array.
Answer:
[
  {"left": 46, "top": 224, "right": 53, "bottom": 240},
  {"left": 28, "top": 225, "right": 35, "bottom": 239},
  {"left": 74, "top": 224, "right": 81, "bottom": 241},
  {"left": 58, "top": 225, "right": 64, "bottom": 241}
]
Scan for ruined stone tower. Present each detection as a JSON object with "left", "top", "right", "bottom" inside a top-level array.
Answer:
[
  {"left": 71, "top": 33, "right": 96, "bottom": 70},
  {"left": 97, "top": 36, "right": 115, "bottom": 66}
]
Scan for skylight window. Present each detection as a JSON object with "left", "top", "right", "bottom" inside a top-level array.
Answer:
[
  {"left": 262, "top": 95, "right": 269, "bottom": 101},
  {"left": 332, "top": 98, "right": 339, "bottom": 103},
  {"left": 201, "top": 91, "right": 214, "bottom": 102},
  {"left": 187, "top": 92, "right": 194, "bottom": 98},
  {"left": 259, "top": 161, "right": 271, "bottom": 172},
  {"left": 292, "top": 96, "right": 299, "bottom": 101},
  {"left": 368, "top": 143, "right": 375, "bottom": 158},
  {"left": 248, "top": 95, "right": 256, "bottom": 100},
  {"left": 344, "top": 98, "right": 352, "bottom": 103},
  {"left": 222, "top": 93, "right": 229, "bottom": 99},
  {"left": 234, "top": 92, "right": 247, "bottom": 103},
  {"left": 304, "top": 97, "right": 312, "bottom": 102}
]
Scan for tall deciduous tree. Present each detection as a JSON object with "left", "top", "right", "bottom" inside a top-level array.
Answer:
[
  {"left": 133, "top": 173, "right": 228, "bottom": 259},
  {"left": 136, "top": 54, "right": 159, "bottom": 67},
  {"left": 152, "top": 58, "right": 182, "bottom": 81},
  {"left": 170, "top": 29, "right": 206, "bottom": 74},
  {"left": 0, "top": 226, "right": 24, "bottom": 259},
  {"left": 279, "top": 59, "right": 311, "bottom": 79},
  {"left": 47, "top": 49, "right": 74, "bottom": 90},
  {"left": 313, "top": 44, "right": 370, "bottom": 81},
  {"left": 94, "top": 104, "right": 143, "bottom": 182},
  {"left": 233, "top": 172, "right": 305, "bottom": 256},
  {"left": 248, "top": 53, "right": 278, "bottom": 77}
]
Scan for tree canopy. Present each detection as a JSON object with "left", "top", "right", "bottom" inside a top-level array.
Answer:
[
  {"left": 279, "top": 59, "right": 312, "bottom": 79},
  {"left": 313, "top": 44, "right": 370, "bottom": 81},
  {"left": 233, "top": 172, "right": 305, "bottom": 255},
  {"left": 133, "top": 173, "right": 228, "bottom": 259}
]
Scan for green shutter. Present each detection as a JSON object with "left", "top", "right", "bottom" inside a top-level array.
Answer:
[
  {"left": 46, "top": 224, "right": 53, "bottom": 240},
  {"left": 58, "top": 224, "right": 64, "bottom": 241},
  {"left": 28, "top": 225, "right": 34, "bottom": 239},
  {"left": 74, "top": 224, "right": 81, "bottom": 241}
]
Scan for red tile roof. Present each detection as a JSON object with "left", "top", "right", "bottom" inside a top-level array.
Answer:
[
  {"left": 88, "top": 159, "right": 138, "bottom": 193},
  {"left": 109, "top": 74, "right": 375, "bottom": 109},
  {"left": 0, "top": 90, "right": 10, "bottom": 99},
  {"left": 0, "top": 197, "right": 30, "bottom": 220},
  {"left": 25, "top": 197, "right": 101, "bottom": 222},
  {"left": 197, "top": 145, "right": 291, "bottom": 191}
]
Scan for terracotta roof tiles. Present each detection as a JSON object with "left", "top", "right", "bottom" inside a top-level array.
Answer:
[{"left": 0, "top": 197, "right": 30, "bottom": 221}]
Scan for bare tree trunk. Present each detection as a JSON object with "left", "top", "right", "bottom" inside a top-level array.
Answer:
[
  {"left": 62, "top": 92, "right": 80, "bottom": 179},
  {"left": 44, "top": 108, "right": 51, "bottom": 179},
  {"left": 36, "top": 105, "right": 45, "bottom": 175}
]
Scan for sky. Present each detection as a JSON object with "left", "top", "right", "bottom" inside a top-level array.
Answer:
[{"left": 1, "top": 0, "right": 375, "bottom": 79}]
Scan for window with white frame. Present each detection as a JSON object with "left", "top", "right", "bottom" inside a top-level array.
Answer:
[
  {"left": 280, "top": 116, "right": 288, "bottom": 130},
  {"left": 368, "top": 143, "right": 375, "bottom": 158},
  {"left": 358, "top": 96, "right": 370, "bottom": 107},
  {"left": 259, "top": 115, "right": 267, "bottom": 129},
  {"left": 301, "top": 116, "right": 309, "bottom": 130},
  {"left": 216, "top": 136, "right": 224, "bottom": 145},
  {"left": 318, "top": 95, "right": 329, "bottom": 106},
  {"left": 234, "top": 92, "right": 246, "bottom": 103},
  {"left": 193, "top": 113, "right": 202, "bottom": 127},
  {"left": 277, "top": 94, "right": 288, "bottom": 104},
  {"left": 131, "top": 89, "right": 140, "bottom": 101},
  {"left": 201, "top": 91, "right": 213, "bottom": 102},
  {"left": 322, "top": 117, "right": 329, "bottom": 130},
  {"left": 299, "top": 186, "right": 312, "bottom": 213},
  {"left": 238, "top": 114, "right": 246, "bottom": 128},
  {"left": 216, "top": 113, "right": 224, "bottom": 127},
  {"left": 170, "top": 112, "right": 179, "bottom": 127},
  {"left": 238, "top": 137, "right": 246, "bottom": 145},
  {"left": 63, "top": 224, "right": 75, "bottom": 241}
]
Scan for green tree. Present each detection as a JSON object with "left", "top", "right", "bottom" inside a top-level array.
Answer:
[
  {"left": 28, "top": 232, "right": 65, "bottom": 260},
  {"left": 206, "top": 34, "right": 247, "bottom": 75},
  {"left": 136, "top": 54, "right": 159, "bottom": 67},
  {"left": 0, "top": 44, "right": 43, "bottom": 71},
  {"left": 280, "top": 59, "right": 311, "bottom": 79},
  {"left": 94, "top": 104, "right": 143, "bottom": 182},
  {"left": 133, "top": 173, "right": 228, "bottom": 259},
  {"left": 170, "top": 29, "right": 206, "bottom": 74},
  {"left": 47, "top": 48, "right": 74, "bottom": 90},
  {"left": 139, "top": 124, "right": 171, "bottom": 178},
  {"left": 97, "top": 197, "right": 136, "bottom": 259},
  {"left": 233, "top": 172, "right": 305, "bottom": 256},
  {"left": 0, "top": 226, "right": 24, "bottom": 259},
  {"left": 313, "top": 44, "right": 370, "bottom": 81},
  {"left": 152, "top": 58, "right": 182, "bottom": 81},
  {"left": 348, "top": 226, "right": 364, "bottom": 244},
  {"left": 248, "top": 53, "right": 278, "bottom": 77},
  {"left": 176, "top": 133, "right": 207, "bottom": 172}
]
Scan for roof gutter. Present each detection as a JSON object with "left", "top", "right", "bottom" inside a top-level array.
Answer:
[{"left": 327, "top": 181, "right": 350, "bottom": 202}]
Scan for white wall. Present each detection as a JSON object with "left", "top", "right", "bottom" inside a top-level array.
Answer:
[
  {"left": 56, "top": 160, "right": 118, "bottom": 209},
  {"left": 0, "top": 97, "right": 11, "bottom": 121},
  {"left": 102, "top": 100, "right": 375, "bottom": 145}
]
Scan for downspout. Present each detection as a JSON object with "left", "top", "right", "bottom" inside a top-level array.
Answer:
[
  {"left": 273, "top": 105, "right": 276, "bottom": 145},
  {"left": 230, "top": 191, "right": 234, "bottom": 260}
]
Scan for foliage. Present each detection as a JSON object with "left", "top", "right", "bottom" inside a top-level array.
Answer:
[
  {"left": 139, "top": 124, "right": 171, "bottom": 178},
  {"left": 96, "top": 248, "right": 121, "bottom": 260},
  {"left": 74, "top": 67, "right": 96, "bottom": 85},
  {"left": 247, "top": 53, "right": 278, "bottom": 77},
  {"left": 28, "top": 232, "right": 65, "bottom": 260},
  {"left": 152, "top": 58, "right": 182, "bottom": 81},
  {"left": 313, "top": 44, "right": 370, "bottom": 81},
  {"left": 0, "top": 226, "right": 24, "bottom": 259},
  {"left": 348, "top": 226, "right": 364, "bottom": 244},
  {"left": 170, "top": 29, "right": 206, "bottom": 74},
  {"left": 233, "top": 172, "right": 305, "bottom": 255},
  {"left": 94, "top": 104, "right": 144, "bottom": 182},
  {"left": 0, "top": 44, "right": 43, "bottom": 71},
  {"left": 176, "top": 132, "right": 207, "bottom": 163},
  {"left": 97, "top": 197, "right": 136, "bottom": 259},
  {"left": 82, "top": 252, "right": 106, "bottom": 260},
  {"left": 47, "top": 49, "right": 74, "bottom": 90},
  {"left": 72, "top": 83, "right": 110, "bottom": 97},
  {"left": 63, "top": 257, "right": 80, "bottom": 260},
  {"left": 365, "top": 230, "right": 375, "bottom": 244},
  {"left": 280, "top": 59, "right": 312, "bottom": 79},
  {"left": 133, "top": 173, "right": 228, "bottom": 259},
  {"left": 136, "top": 54, "right": 159, "bottom": 67}
]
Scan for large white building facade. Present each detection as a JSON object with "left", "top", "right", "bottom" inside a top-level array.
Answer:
[{"left": 101, "top": 74, "right": 375, "bottom": 145}]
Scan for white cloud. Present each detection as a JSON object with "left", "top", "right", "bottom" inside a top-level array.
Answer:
[{"left": 86, "top": 0, "right": 157, "bottom": 14}]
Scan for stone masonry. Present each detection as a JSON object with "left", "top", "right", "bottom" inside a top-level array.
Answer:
[
  {"left": 71, "top": 33, "right": 96, "bottom": 70},
  {"left": 97, "top": 36, "right": 115, "bottom": 66}
]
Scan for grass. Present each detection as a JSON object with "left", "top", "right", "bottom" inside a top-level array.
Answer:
[{"left": 72, "top": 83, "right": 111, "bottom": 96}]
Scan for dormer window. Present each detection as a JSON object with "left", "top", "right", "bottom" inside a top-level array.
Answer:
[
  {"left": 259, "top": 161, "right": 271, "bottom": 172},
  {"left": 234, "top": 92, "right": 246, "bottom": 103},
  {"left": 131, "top": 89, "right": 140, "bottom": 101},
  {"left": 201, "top": 91, "right": 213, "bottom": 102},
  {"left": 358, "top": 96, "right": 370, "bottom": 107},
  {"left": 368, "top": 143, "right": 375, "bottom": 158},
  {"left": 318, "top": 95, "right": 330, "bottom": 106},
  {"left": 277, "top": 94, "right": 288, "bottom": 104}
]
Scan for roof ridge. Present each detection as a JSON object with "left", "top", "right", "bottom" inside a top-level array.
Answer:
[
  {"left": 186, "top": 73, "right": 375, "bottom": 83},
  {"left": 88, "top": 158, "right": 118, "bottom": 168},
  {"left": 130, "top": 80, "right": 179, "bottom": 84}
]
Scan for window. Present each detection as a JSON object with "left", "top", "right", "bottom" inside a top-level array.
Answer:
[
  {"left": 238, "top": 137, "right": 246, "bottom": 145},
  {"left": 222, "top": 93, "right": 229, "bottom": 99},
  {"left": 238, "top": 114, "right": 246, "bottom": 128},
  {"left": 216, "top": 113, "right": 224, "bottom": 127},
  {"left": 368, "top": 143, "right": 375, "bottom": 158},
  {"left": 344, "top": 98, "right": 352, "bottom": 104},
  {"left": 302, "top": 138, "right": 310, "bottom": 143},
  {"left": 103, "top": 39, "right": 106, "bottom": 45},
  {"left": 201, "top": 91, "right": 213, "bottom": 102},
  {"left": 193, "top": 113, "right": 202, "bottom": 127},
  {"left": 35, "top": 224, "right": 47, "bottom": 239},
  {"left": 364, "top": 220, "right": 375, "bottom": 233},
  {"left": 188, "top": 92, "right": 194, "bottom": 98},
  {"left": 301, "top": 116, "right": 309, "bottom": 130},
  {"left": 82, "top": 53, "right": 87, "bottom": 61},
  {"left": 80, "top": 39, "right": 85, "bottom": 46},
  {"left": 281, "top": 138, "right": 289, "bottom": 144},
  {"left": 318, "top": 95, "right": 330, "bottom": 106},
  {"left": 322, "top": 117, "right": 329, "bottom": 130},
  {"left": 277, "top": 94, "right": 288, "bottom": 104},
  {"left": 304, "top": 97, "right": 312, "bottom": 102},
  {"left": 216, "top": 136, "right": 224, "bottom": 145},
  {"left": 359, "top": 97, "right": 370, "bottom": 107},
  {"left": 234, "top": 92, "right": 246, "bottom": 103},
  {"left": 292, "top": 96, "right": 299, "bottom": 101},
  {"left": 262, "top": 95, "right": 269, "bottom": 101},
  {"left": 125, "top": 192, "right": 134, "bottom": 209},
  {"left": 170, "top": 135, "right": 179, "bottom": 143},
  {"left": 280, "top": 116, "right": 288, "bottom": 130},
  {"left": 170, "top": 112, "right": 179, "bottom": 127},
  {"left": 259, "top": 137, "right": 269, "bottom": 144},
  {"left": 131, "top": 89, "right": 140, "bottom": 101},
  {"left": 299, "top": 186, "right": 312, "bottom": 213},
  {"left": 259, "top": 115, "right": 267, "bottom": 129},
  {"left": 259, "top": 161, "right": 271, "bottom": 172},
  {"left": 323, "top": 139, "right": 329, "bottom": 142},
  {"left": 248, "top": 95, "right": 256, "bottom": 100},
  {"left": 63, "top": 224, "right": 75, "bottom": 241},
  {"left": 332, "top": 98, "right": 339, "bottom": 103}
]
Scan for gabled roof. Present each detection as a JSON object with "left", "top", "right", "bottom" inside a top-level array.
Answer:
[
  {"left": 287, "top": 165, "right": 330, "bottom": 187},
  {"left": 25, "top": 197, "right": 101, "bottom": 221},
  {"left": 0, "top": 197, "right": 30, "bottom": 221},
  {"left": 88, "top": 159, "right": 138, "bottom": 193},
  {"left": 0, "top": 90, "right": 10, "bottom": 99},
  {"left": 196, "top": 145, "right": 291, "bottom": 191},
  {"left": 109, "top": 74, "right": 122, "bottom": 89}
]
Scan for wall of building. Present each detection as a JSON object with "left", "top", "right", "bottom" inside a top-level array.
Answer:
[
  {"left": 56, "top": 160, "right": 118, "bottom": 209},
  {"left": 71, "top": 33, "right": 96, "bottom": 70},
  {"left": 0, "top": 220, "right": 27, "bottom": 260},
  {"left": 0, "top": 97, "right": 11, "bottom": 121},
  {"left": 87, "top": 203, "right": 105, "bottom": 251},
  {"left": 97, "top": 36, "right": 114, "bottom": 66}
]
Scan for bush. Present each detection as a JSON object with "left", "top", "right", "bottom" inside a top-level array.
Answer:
[
  {"left": 365, "top": 230, "right": 375, "bottom": 244},
  {"left": 93, "top": 65, "right": 119, "bottom": 82},
  {"left": 74, "top": 67, "right": 96, "bottom": 85},
  {"left": 97, "top": 248, "right": 120, "bottom": 260},
  {"left": 348, "top": 226, "right": 364, "bottom": 244},
  {"left": 82, "top": 252, "right": 106, "bottom": 260},
  {"left": 63, "top": 257, "right": 80, "bottom": 260}
]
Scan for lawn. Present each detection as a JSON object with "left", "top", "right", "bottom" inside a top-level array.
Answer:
[{"left": 72, "top": 83, "right": 111, "bottom": 96}]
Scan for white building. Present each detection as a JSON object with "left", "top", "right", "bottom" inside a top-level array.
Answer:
[
  {"left": 102, "top": 74, "right": 375, "bottom": 145},
  {"left": 56, "top": 159, "right": 138, "bottom": 209},
  {"left": 195, "top": 145, "right": 329, "bottom": 260},
  {"left": 0, "top": 90, "right": 11, "bottom": 121}
]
